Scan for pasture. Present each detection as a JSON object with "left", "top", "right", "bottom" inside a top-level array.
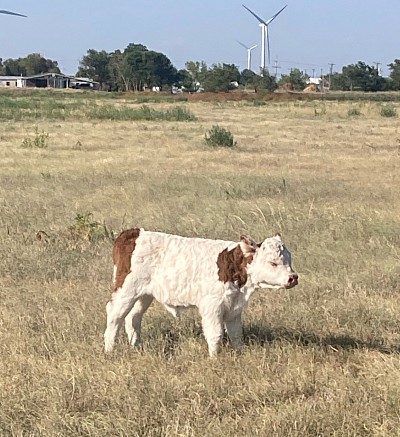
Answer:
[{"left": 1, "top": 89, "right": 400, "bottom": 436}]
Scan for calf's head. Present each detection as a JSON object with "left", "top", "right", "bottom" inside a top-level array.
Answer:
[{"left": 240, "top": 234, "right": 298, "bottom": 290}]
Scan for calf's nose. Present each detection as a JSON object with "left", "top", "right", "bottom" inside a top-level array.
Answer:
[{"left": 288, "top": 274, "right": 298, "bottom": 287}]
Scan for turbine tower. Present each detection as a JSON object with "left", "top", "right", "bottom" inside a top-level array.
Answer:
[
  {"left": 242, "top": 4, "right": 287, "bottom": 73},
  {"left": 0, "top": 9, "right": 27, "bottom": 17},
  {"left": 236, "top": 40, "right": 258, "bottom": 71}
]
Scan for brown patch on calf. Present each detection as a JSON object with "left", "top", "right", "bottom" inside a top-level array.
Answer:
[
  {"left": 113, "top": 228, "right": 140, "bottom": 291},
  {"left": 217, "top": 245, "right": 254, "bottom": 288}
]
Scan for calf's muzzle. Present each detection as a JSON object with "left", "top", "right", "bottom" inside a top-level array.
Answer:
[{"left": 285, "top": 274, "right": 299, "bottom": 289}]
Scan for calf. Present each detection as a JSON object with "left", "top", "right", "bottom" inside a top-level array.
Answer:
[{"left": 104, "top": 228, "right": 298, "bottom": 356}]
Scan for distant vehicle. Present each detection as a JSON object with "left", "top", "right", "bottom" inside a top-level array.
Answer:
[{"left": 70, "top": 82, "right": 92, "bottom": 90}]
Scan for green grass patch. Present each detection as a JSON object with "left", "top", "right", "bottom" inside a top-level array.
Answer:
[
  {"left": 0, "top": 94, "right": 196, "bottom": 122},
  {"left": 347, "top": 106, "right": 362, "bottom": 117},
  {"left": 135, "top": 95, "right": 188, "bottom": 104},
  {"left": 86, "top": 104, "right": 196, "bottom": 121},
  {"left": 380, "top": 104, "right": 397, "bottom": 117}
]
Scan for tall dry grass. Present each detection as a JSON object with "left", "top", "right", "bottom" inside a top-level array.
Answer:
[{"left": 1, "top": 91, "right": 400, "bottom": 436}]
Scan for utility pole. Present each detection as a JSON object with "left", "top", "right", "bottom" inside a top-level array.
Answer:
[
  {"left": 373, "top": 61, "right": 381, "bottom": 75},
  {"left": 320, "top": 68, "right": 324, "bottom": 92},
  {"left": 328, "top": 63, "right": 335, "bottom": 89},
  {"left": 312, "top": 68, "right": 315, "bottom": 78},
  {"left": 273, "top": 59, "right": 281, "bottom": 78}
]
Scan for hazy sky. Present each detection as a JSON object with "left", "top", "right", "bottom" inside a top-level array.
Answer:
[{"left": 1, "top": 0, "right": 399, "bottom": 77}]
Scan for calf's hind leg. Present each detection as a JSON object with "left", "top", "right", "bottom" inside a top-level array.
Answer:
[{"left": 124, "top": 295, "right": 154, "bottom": 348}]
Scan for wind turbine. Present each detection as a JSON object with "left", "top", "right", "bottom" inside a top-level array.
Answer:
[
  {"left": 242, "top": 4, "right": 287, "bottom": 73},
  {"left": 0, "top": 9, "right": 27, "bottom": 17},
  {"left": 236, "top": 40, "right": 258, "bottom": 71}
]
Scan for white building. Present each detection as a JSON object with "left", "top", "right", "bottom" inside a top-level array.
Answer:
[
  {"left": 0, "top": 76, "right": 25, "bottom": 88},
  {"left": 0, "top": 73, "right": 99, "bottom": 89}
]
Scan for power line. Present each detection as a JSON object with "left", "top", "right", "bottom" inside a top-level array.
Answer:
[
  {"left": 278, "top": 59, "right": 322, "bottom": 67},
  {"left": 273, "top": 59, "right": 281, "bottom": 77}
]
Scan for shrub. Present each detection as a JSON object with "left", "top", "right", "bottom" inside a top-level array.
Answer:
[
  {"left": 313, "top": 103, "right": 327, "bottom": 117},
  {"left": 204, "top": 125, "right": 237, "bottom": 148},
  {"left": 67, "top": 212, "right": 113, "bottom": 242},
  {"left": 250, "top": 99, "right": 267, "bottom": 107},
  {"left": 348, "top": 107, "right": 362, "bottom": 117},
  {"left": 380, "top": 105, "right": 397, "bottom": 118},
  {"left": 21, "top": 127, "right": 49, "bottom": 149},
  {"left": 164, "top": 106, "right": 196, "bottom": 121}
]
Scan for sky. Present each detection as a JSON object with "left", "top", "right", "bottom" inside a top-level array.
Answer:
[{"left": 1, "top": 0, "right": 400, "bottom": 77}]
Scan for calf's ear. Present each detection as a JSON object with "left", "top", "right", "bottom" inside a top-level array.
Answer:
[{"left": 240, "top": 235, "right": 258, "bottom": 255}]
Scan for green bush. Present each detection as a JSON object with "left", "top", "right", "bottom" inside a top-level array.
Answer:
[
  {"left": 67, "top": 212, "right": 113, "bottom": 242},
  {"left": 380, "top": 105, "right": 397, "bottom": 118},
  {"left": 251, "top": 99, "right": 267, "bottom": 107},
  {"left": 347, "top": 107, "right": 362, "bottom": 117},
  {"left": 204, "top": 125, "right": 237, "bottom": 148},
  {"left": 21, "top": 127, "right": 49, "bottom": 149}
]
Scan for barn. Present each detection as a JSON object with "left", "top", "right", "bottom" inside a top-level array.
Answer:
[{"left": 0, "top": 73, "right": 99, "bottom": 90}]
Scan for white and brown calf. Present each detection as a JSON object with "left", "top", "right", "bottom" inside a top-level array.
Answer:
[{"left": 104, "top": 228, "right": 298, "bottom": 356}]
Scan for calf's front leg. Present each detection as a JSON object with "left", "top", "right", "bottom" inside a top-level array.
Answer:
[
  {"left": 224, "top": 312, "right": 244, "bottom": 350},
  {"left": 124, "top": 295, "right": 154, "bottom": 348},
  {"left": 104, "top": 292, "right": 137, "bottom": 353},
  {"left": 200, "top": 305, "right": 224, "bottom": 357}
]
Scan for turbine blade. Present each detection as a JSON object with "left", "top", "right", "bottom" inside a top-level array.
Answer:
[
  {"left": 236, "top": 40, "right": 250, "bottom": 50},
  {"left": 266, "top": 5, "right": 287, "bottom": 25},
  {"left": 249, "top": 45, "right": 258, "bottom": 50},
  {"left": 242, "top": 4, "right": 268, "bottom": 26},
  {"left": 0, "top": 9, "right": 27, "bottom": 17},
  {"left": 267, "top": 32, "right": 271, "bottom": 65}
]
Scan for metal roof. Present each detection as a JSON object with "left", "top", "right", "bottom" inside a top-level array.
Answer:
[
  {"left": 0, "top": 76, "right": 22, "bottom": 80},
  {"left": 0, "top": 73, "right": 99, "bottom": 83}
]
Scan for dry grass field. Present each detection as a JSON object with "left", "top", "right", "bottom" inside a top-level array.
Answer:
[{"left": 1, "top": 90, "right": 400, "bottom": 436}]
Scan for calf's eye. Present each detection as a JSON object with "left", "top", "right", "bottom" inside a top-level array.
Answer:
[{"left": 270, "top": 262, "right": 278, "bottom": 267}]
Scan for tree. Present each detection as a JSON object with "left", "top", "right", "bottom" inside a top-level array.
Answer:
[
  {"left": 202, "top": 63, "right": 240, "bottom": 92},
  {"left": 240, "top": 69, "right": 258, "bottom": 87},
  {"left": 330, "top": 72, "right": 351, "bottom": 91},
  {"left": 23, "top": 53, "right": 60, "bottom": 75},
  {"left": 176, "top": 69, "right": 195, "bottom": 91},
  {"left": 119, "top": 43, "right": 149, "bottom": 91},
  {"left": 108, "top": 43, "right": 178, "bottom": 91},
  {"left": 253, "top": 69, "right": 277, "bottom": 93},
  {"left": 141, "top": 50, "right": 178, "bottom": 88},
  {"left": 388, "top": 59, "right": 400, "bottom": 90},
  {"left": 76, "top": 49, "right": 111, "bottom": 89},
  {"left": 278, "top": 68, "right": 307, "bottom": 91},
  {"left": 2, "top": 58, "right": 24, "bottom": 76},
  {"left": 2, "top": 53, "right": 60, "bottom": 76},
  {"left": 341, "top": 62, "right": 387, "bottom": 91},
  {"left": 109, "top": 50, "right": 128, "bottom": 91},
  {"left": 185, "top": 61, "right": 208, "bottom": 90}
]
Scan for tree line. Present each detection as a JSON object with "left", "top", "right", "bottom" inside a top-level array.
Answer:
[{"left": 2, "top": 43, "right": 400, "bottom": 92}]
